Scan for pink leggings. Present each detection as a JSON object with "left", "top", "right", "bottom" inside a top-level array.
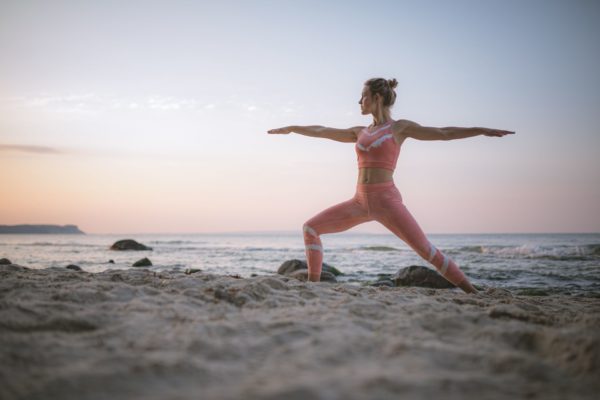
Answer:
[{"left": 303, "top": 181, "right": 467, "bottom": 286}]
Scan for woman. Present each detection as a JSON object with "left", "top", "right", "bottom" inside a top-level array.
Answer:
[{"left": 268, "top": 78, "right": 514, "bottom": 294}]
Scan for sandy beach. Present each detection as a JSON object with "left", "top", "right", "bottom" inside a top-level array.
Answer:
[{"left": 1, "top": 263, "right": 599, "bottom": 400}]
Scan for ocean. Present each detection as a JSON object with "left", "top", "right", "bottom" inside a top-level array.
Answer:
[{"left": 1, "top": 232, "right": 599, "bottom": 296}]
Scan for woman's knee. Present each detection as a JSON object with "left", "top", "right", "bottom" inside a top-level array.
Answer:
[{"left": 303, "top": 222, "right": 320, "bottom": 241}]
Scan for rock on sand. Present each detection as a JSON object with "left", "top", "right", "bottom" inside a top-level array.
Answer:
[{"left": 110, "top": 239, "right": 152, "bottom": 251}]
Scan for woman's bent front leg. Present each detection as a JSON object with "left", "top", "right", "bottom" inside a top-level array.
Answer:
[{"left": 303, "top": 197, "right": 370, "bottom": 282}]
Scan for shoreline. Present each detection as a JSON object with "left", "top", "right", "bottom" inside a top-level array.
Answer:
[
  {"left": 2, "top": 260, "right": 599, "bottom": 299},
  {"left": 1, "top": 264, "right": 599, "bottom": 399}
]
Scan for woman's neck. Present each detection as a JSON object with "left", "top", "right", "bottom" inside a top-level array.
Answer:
[{"left": 372, "top": 109, "right": 392, "bottom": 126}]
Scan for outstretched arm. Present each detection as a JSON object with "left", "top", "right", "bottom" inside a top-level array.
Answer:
[
  {"left": 267, "top": 125, "right": 361, "bottom": 143},
  {"left": 396, "top": 119, "right": 515, "bottom": 141}
]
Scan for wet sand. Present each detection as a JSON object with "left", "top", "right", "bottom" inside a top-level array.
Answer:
[{"left": 1, "top": 264, "right": 599, "bottom": 400}]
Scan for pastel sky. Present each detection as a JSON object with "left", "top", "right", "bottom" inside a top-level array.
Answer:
[{"left": 1, "top": 0, "right": 599, "bottom": 234}]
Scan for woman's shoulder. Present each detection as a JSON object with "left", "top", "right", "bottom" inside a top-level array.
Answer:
[
  {"left": 391, "top": 119, "right": 417, "bottom": 136},
  {"left": 349, "top": 126, "right": 367, "bottom": 135}
]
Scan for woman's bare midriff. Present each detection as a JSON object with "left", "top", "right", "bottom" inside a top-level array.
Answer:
[{"left": 358, "top": 167, "right": 394, "bottom": 184}]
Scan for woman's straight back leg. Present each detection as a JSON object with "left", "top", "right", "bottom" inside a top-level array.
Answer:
[{"left": 369, "top": 186, "right": 469, "bottom": 287}]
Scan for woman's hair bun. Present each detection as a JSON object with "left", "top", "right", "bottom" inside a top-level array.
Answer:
[{"left": 364, "top": 77, "right": 398, "bottom": 107}]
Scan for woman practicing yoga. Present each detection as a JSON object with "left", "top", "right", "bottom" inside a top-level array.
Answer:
[{"left": 268, "top": 78, "right": 514, "bottom": 294}]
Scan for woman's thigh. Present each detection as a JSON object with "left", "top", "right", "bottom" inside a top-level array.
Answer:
[
  {"left": 370, "top": 188, "right": 430, "bottom": 255},
  {"left": 304, "top": 196, "right": 371, "bottom": 235}
]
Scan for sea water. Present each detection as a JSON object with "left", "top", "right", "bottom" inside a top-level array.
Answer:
[{"left": 1, "top": 232, "right": 599, "bottom": 296}]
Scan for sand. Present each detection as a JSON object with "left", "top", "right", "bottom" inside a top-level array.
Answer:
[{"left": 1, "top": 264, "right": 599, "bottom": 400}]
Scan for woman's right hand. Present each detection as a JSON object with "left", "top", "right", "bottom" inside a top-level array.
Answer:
[
  {"left": 482, "top": 128, "right": 515, "bottom": 137},
  {"left": 267, "top": 126, "right": 293, "bottom": 134}
]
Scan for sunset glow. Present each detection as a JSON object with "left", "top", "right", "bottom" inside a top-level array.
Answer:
[{"left": 1, "top": 0, "right": 599, "bottom": 234}]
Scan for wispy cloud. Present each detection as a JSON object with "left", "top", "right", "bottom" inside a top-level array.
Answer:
[
  {"left": 0, "top": 143, "right": 177, "bottom": 160},
  {"left": 0, "top": 144, "right": 64, "bottom": 154},
  {"left": 1, "top": 93, "right": 290, "bottom": 120},
  {"left": 4, "top": 93, "right": 208, "bottom": 114}
]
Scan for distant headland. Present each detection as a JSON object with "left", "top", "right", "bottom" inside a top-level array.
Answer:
[{"left": 0, "top": 225, "right": 85, "bottom": 234}]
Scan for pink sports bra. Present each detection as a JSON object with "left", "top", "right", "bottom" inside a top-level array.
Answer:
[{"left": 355, "top": 120, "right": 400, "bottom": 171}]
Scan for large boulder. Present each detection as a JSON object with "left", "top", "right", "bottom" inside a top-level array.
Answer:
[
  {"left": 132, "top": 257, "right": 152, "bottom": 267},
  {"left": 392, "top": 265, "right": 455, "bottom": 289},
  {"left": 110, "top": 239, "right": 152, "bottom": 251},
  {"left": 277, "top": 259, "right": 339, "bottom": 283},
  {"left": 0, "top": 258, "right": 12, "bottom": 265}
]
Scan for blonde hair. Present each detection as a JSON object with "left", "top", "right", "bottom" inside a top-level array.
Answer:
[{"left": 365, "top": 78, "right": 398, "bottom": 107}]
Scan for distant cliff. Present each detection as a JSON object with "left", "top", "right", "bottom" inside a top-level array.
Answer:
[{"left": 0, "top": 225, "right": 85, "bottom": 234}]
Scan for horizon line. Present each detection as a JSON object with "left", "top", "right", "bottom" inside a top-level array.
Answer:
[
  {"left": 2, "top": 225, "right": 598, "bottom": 236},
  {"left": 50, "top": 230, "right": 600, "bottom": 235}
]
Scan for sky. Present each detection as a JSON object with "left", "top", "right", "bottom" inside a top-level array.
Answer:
[{"left": 0, "top": 0, "right": 599, "bottom": 234}]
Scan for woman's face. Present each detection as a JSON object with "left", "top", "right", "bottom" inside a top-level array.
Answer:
[{"left": 358, "top": 86, "right": 379, "bottom": 115}]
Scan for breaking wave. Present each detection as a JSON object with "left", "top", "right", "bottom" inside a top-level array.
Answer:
[{"left": 458, "top": 244, "right": 600, "bottom": 261}]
